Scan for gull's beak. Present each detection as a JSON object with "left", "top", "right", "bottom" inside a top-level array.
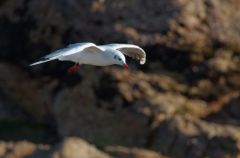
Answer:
[{"left": 123, "top": 64, "right": 129, "bottom": 69}]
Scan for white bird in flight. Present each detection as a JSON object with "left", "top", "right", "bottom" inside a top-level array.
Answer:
[{"left": 30, "top": 42, "right": 146, "bottom": 73}]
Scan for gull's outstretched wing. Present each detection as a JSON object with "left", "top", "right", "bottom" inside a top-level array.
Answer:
[
  {"left": 30, "top": 42, "right": 103, "bottom": 66},
  {"left": 105, "top": 44, "right": 146, "bottom": 64}
]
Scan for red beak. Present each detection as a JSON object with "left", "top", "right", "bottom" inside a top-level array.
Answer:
[{"left": 123, "top": 64, "right": 129, "bottom": 69}]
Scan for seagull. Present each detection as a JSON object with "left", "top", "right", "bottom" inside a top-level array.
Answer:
[{"left": 30, "top": 42, "right": 146, "bottom": 73}]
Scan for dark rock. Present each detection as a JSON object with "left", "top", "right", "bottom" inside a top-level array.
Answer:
[
  {"left": 0, "top": 0, "right": 240, "bottom": 157},
  {"left": 105, "top": 146, "right": 168, "bottom": 158},
  {"left": 204, "top": 94, "right": 240, "bottom": 126},
  {"left": 151, "top": 116, "right": 240, "bottom": 158},
  {"left": 53, "top": 70, "right": 148, "bottom": 147},
  {"left": 0, "top": 138, "right": 112, "bottom": 158},
  {"left": 0, "top": 0, "right": 239, "bottom": 63},
  {"left": 0, "top": 62, "right": 58, "bottom": 123}
]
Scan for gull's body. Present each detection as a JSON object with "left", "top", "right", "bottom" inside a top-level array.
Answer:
[
  {"left": 59, "top": 47, "right": 113, "bottom": 66},
  {"left": 30, "top": 42, "right": 146, "bottom": 72}
]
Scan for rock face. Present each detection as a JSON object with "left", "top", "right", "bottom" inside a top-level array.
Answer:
[
  {"left": 0, "top": 62, "right": 58, "bottom": 123},
  {"left": 151, "top": 116, "right": 240, "bottom": 158},
  {"left": 105, "top": 146, "right": 167, "bottom": 158},
  {"left": 0, "top": 0, "right": 239, "bottom": 62},
  {"left": 0, "top": 0, "right": 240, "bottom": 158},
  {"left": 0, "top": 138, "right": 112, "bottom": 158},
  {"left": 0, "top": 141, "right": 50, "bottom": 158},
  {"left": 50, "top": 137, "right": 112, "bottom": 158},
  {"left": 53, "top": 69, "right": 148, "bottom": 147}
]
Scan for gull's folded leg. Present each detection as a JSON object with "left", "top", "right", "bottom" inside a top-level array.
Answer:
[{"left": 67, "top": 64, "right": 80, "bottom": 74}]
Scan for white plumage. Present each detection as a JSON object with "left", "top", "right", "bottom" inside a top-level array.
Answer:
[{"left": 30, "top": 42, "right": 146, "bottom": 71}]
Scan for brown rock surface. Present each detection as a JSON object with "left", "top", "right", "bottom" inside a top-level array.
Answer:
[
  {"left": 0, "top": 0, "right": 240, "bottom": 158},
  {"left": 52, "top": 68, "right": 212, "bottom": 148},
  {"left": 0, "top": 138, "right": 112, "bottom": 158},
  {"left": 105, "top": 146, "right": 168, "bottom": 158},
  {"left": 204, "top": 93, "right": 240, "bottom": 125},
  {"left": 151, "top": 115, "right": 240, "bottom": 158},
  {"left": 0, "top": 141, "right": 49, "bottom": 158},
  {"left": 50, "top": 137, "right": 112, "bottom": 158},
  {"left": 53, "top": 69, "right": 148, "bottom": 147},
  {"left": 0, "top": 0, "right": 239, "bottom": 61},
  {"left": 0, "top": 62, "right": 58, "bottom": 122},
  {"left": 110, "top": 69, "right": 208, "bottom": 118}
]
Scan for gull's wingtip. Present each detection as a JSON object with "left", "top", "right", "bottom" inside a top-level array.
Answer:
[{"left": 140, "top": 58, "right": 146, "bottom": 65}]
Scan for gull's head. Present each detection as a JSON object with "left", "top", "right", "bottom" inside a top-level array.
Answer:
[{"left": 112, "top": 51, "right": 128, "bottom": 68}]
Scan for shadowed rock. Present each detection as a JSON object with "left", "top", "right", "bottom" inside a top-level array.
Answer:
[
  {"left": 151, "top": 116, "right": 240, "bottom": 158},
  {"left": 105, "top": 146, "right": 168, "bottom": 158}
]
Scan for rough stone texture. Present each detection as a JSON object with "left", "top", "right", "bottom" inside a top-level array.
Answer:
[
  {"left": 0, "top": 62, "right": 58, "bottom": 123},
  {"left": 151, "top": 115, "right": 240, "bottom": 158},
  {"left": 50, "top": 137, "right": 112, "bottom": 158},
  {"left": 0, "top": 138, "right": 112, "bottom": 158},
  {"left": 0, "top": 0, "right": 240, "bottom": 158},
  {"left": 53, "top": 69, "right": 148, "bottom": 147},
  {"left": 165, "top": 0, "right": 240, "bottom": 54},
  {"left": 0, "top": 141, "right": 49, "bottom": 158},
  {"left": 105, "top": 146, "right": 168, "bottom": 158},
  {"left": 110, "top": 69, "right": 208, "bottom": 118},
  {"left": 0, "top": 0, "right": 239, "bottom": 62},
  {"left": 204, "top": 93, "right": 240, "bottom": 126},
  {"left": 0, "top": 91, "right": 26, "bottom": 121}
]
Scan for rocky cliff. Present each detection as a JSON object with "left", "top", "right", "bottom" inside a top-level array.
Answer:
[{"left": 0, "top": 0, "right": 240, "bottom": 158}]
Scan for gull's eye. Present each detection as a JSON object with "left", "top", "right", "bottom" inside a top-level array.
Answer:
[{"left": 118, "top": 57, "right": 121, "bottom": 61}]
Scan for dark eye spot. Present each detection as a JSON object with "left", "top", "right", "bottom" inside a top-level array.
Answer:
[{"left": 114, "top": 55, "right": 117, "bottom": 59}]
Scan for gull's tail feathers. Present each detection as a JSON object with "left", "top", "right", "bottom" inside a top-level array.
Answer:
[{"left": 29, "top": 57, "right": 56, "bottom": 66}]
